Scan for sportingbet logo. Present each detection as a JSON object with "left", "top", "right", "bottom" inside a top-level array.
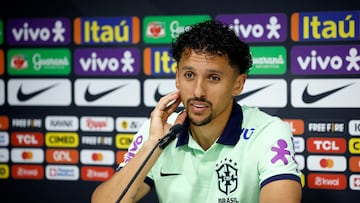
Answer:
[
  {"left": 6, "top": 18, "right": 71, "bottom": 45},
  {"left": 291, "top": 10, "right": 359, "bottom": 42},
  {"left": 143, "top": 47, "right": 176, "bottom": 76},
  {"left": 143, "top": 15, "right": 211, "bottom": 44},
  {"left": 216, "top": 13, "right": 287, "bottom": 42},
  {"left": 291, "top": 78, "right": 360, "bottom": 108},
  {"left": 74, "top": 17, "right": 140, "bottom": 45},
  {"left": 291, "top": 45, "right": 360, "bottom": 74},
  {"left": 74, "top": 48, "right": 140, "bottom": 76}
]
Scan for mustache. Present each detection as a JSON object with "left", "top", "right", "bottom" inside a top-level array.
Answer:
[{"left": 187, "top": 97, "right": 212, "bottom": 105}]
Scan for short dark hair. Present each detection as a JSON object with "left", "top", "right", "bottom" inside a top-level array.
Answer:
[{"left": 171, "top": 19, "right": 252, "bottom": 74}]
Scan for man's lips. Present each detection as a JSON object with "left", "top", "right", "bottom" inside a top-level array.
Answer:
[{"left": 190, "top": 101, "right": 209, "bottom": 111}]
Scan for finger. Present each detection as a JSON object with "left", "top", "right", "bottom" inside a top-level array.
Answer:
[
  {"left": 156, "top": 91, "right": 180, "bottom": 111},
  {"left": 175, "top": 110, "right": 187, "bottom": 126}
]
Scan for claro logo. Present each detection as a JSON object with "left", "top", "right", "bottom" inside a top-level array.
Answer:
[{"left": 45, "top": 132, "right": 79, "bottom": 147}]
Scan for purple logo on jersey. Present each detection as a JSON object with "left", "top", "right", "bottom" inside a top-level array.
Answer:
[
  {"left": 7, "top": 18, "right": 71, "bottom": 46},
  {"left": 216, "top": 13, "right": 287, "bottom": 42},
  {"left": 291, "top": 45, "right": 360, "bottom": 74},
  {"left": 74, "top": 48, "right": 140, "bottom": 76},
  {"left": 124, "top": 134, "right": 144, "bottom": 164},
  {"left": 271, "top": 139, "right": 290, "bottom": 165}
]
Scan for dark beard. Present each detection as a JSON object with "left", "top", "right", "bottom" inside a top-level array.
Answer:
[
  {"left": 189, "top": 113, "right": 213, "bottom": 126},
  {"left": 186, "top": 97, "right": 213, "bottom": 126}
]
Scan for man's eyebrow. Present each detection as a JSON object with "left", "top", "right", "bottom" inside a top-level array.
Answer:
[{"left": 179, "top": 66, "right": 225, "bottom": 75}]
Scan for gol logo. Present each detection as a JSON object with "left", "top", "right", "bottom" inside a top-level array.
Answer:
[
  {"left": 46, "top": 149, "right": 79, "bottom": 164},
  {"left": 349, "top": 157, "right": 360, "bottom": 172}
]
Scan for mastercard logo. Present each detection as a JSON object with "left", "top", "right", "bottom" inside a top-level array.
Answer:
[
  {"left": 319, "top": 158, "right": 334, "bottom": 168},
  {"left": 91, "top": 153, "right": 103, "bottom": 161},
  {"left": 22, "top": 151, "right": 33, "bottom": 160}
]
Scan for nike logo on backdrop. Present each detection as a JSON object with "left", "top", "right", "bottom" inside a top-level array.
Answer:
[
  {"left": 302, "top": 83, "right": 353, "bottom": 104},
  {"left": 17, "top": 84, "right": 58, "bottom": 101},
  {"left": 85, "top": 84, "right": 127, "bottom": 102},
  {"left": 234, "top": 84, "right": 272, "bottom": 101},
  {"left": 154, "top": 85, "right": 166, "bottom": 102}
]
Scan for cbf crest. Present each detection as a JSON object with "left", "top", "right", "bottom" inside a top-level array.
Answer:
[{"left": 215, "top": 158, "right": 238, "bottom": 195}]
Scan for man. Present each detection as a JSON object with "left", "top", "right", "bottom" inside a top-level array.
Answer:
[{"left": 91, "top": 19, "right": 302, "bottom": 203}]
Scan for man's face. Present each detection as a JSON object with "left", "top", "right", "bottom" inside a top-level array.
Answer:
[{"left": 175, "top": 50, "right": 246, "bottom": 126}]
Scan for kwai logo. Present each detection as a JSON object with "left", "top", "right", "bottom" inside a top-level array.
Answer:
[
  {"left": 291, "top": 45, "right": 360, "bottom": 74},
  {"left": 74, "top": 17, "right": 140, "bottom": 45},
  {"left": 143, "top": 15, "right": 211, "bottom": 44},
  {"left": 216, "top": 13, "right": 287, "bottom": 42},
  {"left": 74, "top": 48, "right": 140, "bottom": 76},
  {"left": 7, "top": 18, "right": 71, "bottom": 45},
  {"left": 291, "top": 10, "right": 359, "bottom": 42}
]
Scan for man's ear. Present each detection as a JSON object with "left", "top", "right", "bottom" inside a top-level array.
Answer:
[
  {"left": 233, "top": 74, "right": 247, "bottom": 96},
  {"left": 175, "top": 68, "right": 180, "bottom": 89}
]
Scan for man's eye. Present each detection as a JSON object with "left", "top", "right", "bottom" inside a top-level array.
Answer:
[
  {"left": 210, "top": 75, "right": 220, "bottom": 81},
  {"left": 185, "top": 72, "right": 193, "bottom": 78}
]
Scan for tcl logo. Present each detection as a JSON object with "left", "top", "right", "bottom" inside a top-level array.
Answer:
[
  {"left": 307, "top": 137, "right": 346, "bottom": 153},
  {"left": 11, "top": 132, "right": 43, "bottom": 147},
  {"left": 46, "top": 149, "right": 79, "bottom": 164}
]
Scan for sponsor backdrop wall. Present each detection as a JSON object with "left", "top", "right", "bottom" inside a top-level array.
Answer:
[{"left": 0, "top": 0, "right": 359, "bottom": 202}]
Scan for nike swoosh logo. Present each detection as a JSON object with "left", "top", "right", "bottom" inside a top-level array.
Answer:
[
  {"left": 234, "top": 84, "right": 272, "bottom": 102},
  {"left": 17, "top": 84, "right": 58, "bottom": 102},
  {"left": 302, "top": 83, "right": 352, "bottom": 104},
  {"left": 160, "top": 171, "right": 181, "bottom": 177},
  {"left": 85, "top": 84, "right": 127, "bottom": 102},
  {"left": 154, "top": 85, "right": 166, "bottom": 102}
]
